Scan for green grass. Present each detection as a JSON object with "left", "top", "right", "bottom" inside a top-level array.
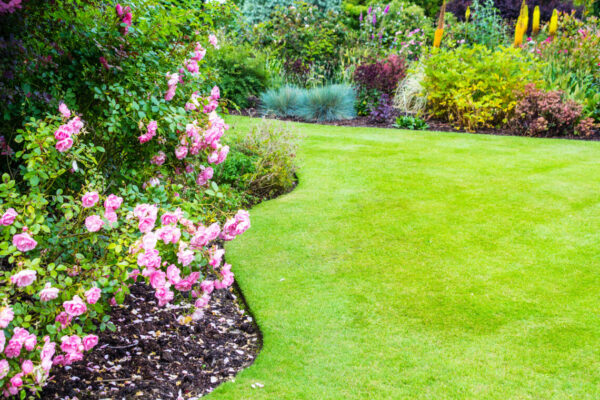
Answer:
[{"left": 212, "top": 116, "right": 600, "bottom": 399}]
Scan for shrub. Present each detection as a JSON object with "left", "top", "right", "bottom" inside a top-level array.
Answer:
[
  {"left": 231, "top": 121, "right": 299, "bottom": 199},
  {"left": 394, "top": 114, "right": 430, "bottom": 130},
  {"left": 368, "top": 93, "right": 395, "bottom": 123},
  {"left": 510, "top": 84, "right": 597, "bottom": 137},
  {"left": 260, "top": 85, "right": 305, "bottom": 117},
  {"left": 535, "top": 14, "right": 600, "bottom": 122},
  {"left": 209, "top": 44, "right": 270, "bottom": 109},
  {"left": 353, "top": 54, "right": 407, "bottom": 96},
  {"left": 297, "top": 84, "right": 356, "bottom": 121},
  {"left": 0, "top": 1, "right": 251, "bottom": 396},
  {"left": 357, "top": 1, "right": 433, "bottom": 58},
  {"left": 242, "top": 0, "right": 341, "bottom": 24},
  {"left": 246, "top": 2, "right": 349, "bottom": 85},
  {"left": 421, "top": 45, "right": 542, "bottom": 130}
]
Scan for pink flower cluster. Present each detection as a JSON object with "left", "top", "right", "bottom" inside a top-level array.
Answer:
[
  {"left": 53, "top": 103, "right": 83, "bottom": 152},
  {"left": 0, "top": 0, "right": 21, "bottom": 14},
  {"left": 115, "top": 4, "right": 133, "bottom": 35},
  {"left": 221, "top": 210, "right": 251, "bottom": 241},
  {"left": 139, "top": 120, "right": 158, "bottom": 144},
  {"left": 83, "top": 191, "right": 123, "bottom": 232},
  {"left": 54, "top": 333, "right": 97, "bottom": 366},
  {"left": 164, "top": 72, "right": 179, "bottom": 101}
]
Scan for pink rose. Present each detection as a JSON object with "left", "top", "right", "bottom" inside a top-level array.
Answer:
[
  {"left": 160, "top": 208, "right": 181, "bottom": 225},
  {"left": 10, "top": 373, "right": 22, "bottom": 388},
  {"left": 82, "top": 334, "right": 98, "bottom": 351},
  {"left": 21, "top": 360, "right": 33, "bottom": 375},
  {"left": 149, "top": 270, "right": 166, "bottom": 289},
  {"left": 137, "top": 249, "right": 161, "bottom": 269},
  {"left": 10, "top": 269, "right": 37, "bottom": 287},
  {"left": 85, "top": 215, "right": 104, "bottom": 232},
  {"left": 39, "top": 283, "right": 59, "bottom": 301},
  {"left": 195, "top": 293, "right": 211, "bottom": 308},
  {"left": 177, "top": 248, "right": 195, "bottom": 267},
  {"left": 201, "top": 280, "right": 214, "bottom": 295},
  {"left": 12, "top": 232, "right": 37, "bottom": 252},
  {"left": 0, "top": 360, "right": 9, "bottom": 380},
  {"left": 4, "top": 340, "right": 21, "bottom": 358},
  {"left": 84, "top": 287, "right": 102, "bottom": 304},
  {"left": 0, "top": 208, "right": 18, "bottom": 225},
  {"left": 60, "top": 335, "right": 83, "bottom": 354},
  {"left": 208, "top": 247, "right": 224, "bottom": 267},
  {"left": 0, "top": 306, "right": 14, "bottom": 328},
  {"left": 166, "top": 264, "right": 181, "bottom": 284},
  {"left": 138, "top": 216, "right": 156, "bottom": 233},
  {"left": 54, "top": 127, "right": 70, "bottom": 141},
  {"left": 58, "top": 103, "right": 71, "bottom": 119},
  {"left": 24, "top": 333, "right": 36, "bottom": 351},
  {"left": 175, "top": 146, "right": 188, "bottom": 160},
  {"left": 157, "top": 225, "right": 180, "bottom": 244},
  {"left": 115, "top": 3, "right": 123, "bottom": 16},
  {"left": 63, "top": 295, "right": 87, "bottom": 317},
  {"left": 81, "top": 191, "right": 99, "bottom": 208},
  {"left": 206, "top": 222, "right": 220, "bottom": 241},
  {"left": 142, "top": 232, "right": 157, "bottom": 250},
  {"left": 104, "top": 194, "right": 123, "bottom": 211},
  {"left": 210, "top": 86, "right": 220, "bottom": 100},
  {"left": 55, "top": 311, "right": 72, "bottom": 330},
  {"left": 104, "top": 210, "right": 118, "bottom": 225},
  {"left": 147, "top": 120, "right": 158, "bottom": 136},
  {"left": 155, "top": 287, "right": 174, "bottom": 306},
  {"left": 216, "top": 145, "right": 229, "bottom": 164},
  {"left": 56, "top": 137, "right": 73, "bottom": 152},
  {"left": 151, "top": 151, "right": 166, "bottom": 165}
]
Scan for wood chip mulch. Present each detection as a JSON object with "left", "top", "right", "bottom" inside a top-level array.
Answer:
[{"left": 42, "top": 283, "right": 261, "bottom": 399}]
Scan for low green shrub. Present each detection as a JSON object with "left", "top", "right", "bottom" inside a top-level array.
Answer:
[
  {"left": 297, "top": 84, "right": 356, "bottom": 121},
  {"left": 421, "top": 45, "right": 542, "bottom": 131},
  {"left": 394, "top": 114, "right": 429, "bottom": 130}
]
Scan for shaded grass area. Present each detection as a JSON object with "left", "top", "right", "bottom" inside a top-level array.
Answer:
[{"left": 212, "top": 116, "right": 600, "bottom": 399}]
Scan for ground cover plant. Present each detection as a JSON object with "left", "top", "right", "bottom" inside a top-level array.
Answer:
[{"left": 214, "top": 116, "right": 600, "bottom": 399}]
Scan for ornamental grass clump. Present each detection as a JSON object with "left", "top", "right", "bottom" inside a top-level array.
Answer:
[
  {"left": 260, "top": 86, "right": 305, "bottom": 118},
  {"left": 297, "top": 84, "right": 356, "bottom": 121}
]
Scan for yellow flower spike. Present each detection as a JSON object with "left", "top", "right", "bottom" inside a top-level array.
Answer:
[
  {"left": 532, "top": 6, "right": 540, "bottom": 35},
  {"left": 513, "top": 16, "right": 525, "bottom": 47},
  {"left": 522, "top": 4, "right": 529, "bottom": 34},
  {"left": 549, "top": 9, "right": 558, "bottom": 36},
  {"left": 465, "top": 6, "right": 471, "bottom": 21},
  {"left": 433, "top": 0, "right": 446, "bottom": 48}
]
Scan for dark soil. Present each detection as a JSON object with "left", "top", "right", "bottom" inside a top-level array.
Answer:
[
  {"left": 233, "top": 109, "right": 600, "bottom": 141},
  {"left": 43, "top": 283, "right": 260, "bottom": 399}
]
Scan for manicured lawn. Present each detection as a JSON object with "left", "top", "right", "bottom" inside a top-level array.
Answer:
[{"left": 212, "top": 116, "right": 600, "bottom": 399}]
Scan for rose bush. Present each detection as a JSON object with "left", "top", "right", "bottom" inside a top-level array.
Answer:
[{"left": 0, "top": 1, "right": 252, "bottom": 397}]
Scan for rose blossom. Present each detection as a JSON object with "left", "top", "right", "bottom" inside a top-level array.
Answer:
[
  {"left": 82, "top": 335, "right": 98, "bottom": 351},
  {"left": 195, "top": 293, "right": 211, "bottom": 308},
  {"left": 177, "top": 247, "right": 195, "bottom": 267},
  {"left": 13, "top": 232, "right": 37, "bottom": 252},
  {"left": 0, "top": 331, "right": 4, "bottom": 353},
  {"left": 63, "top": 295, "right": 87, "bottom": 317},
  {"left": 155, "top": 287, "right": 174, "bottom": 306},
  {"left": 60, "top": 335, "right": 83, "bottom": 354},
  {"left": 138, "top": 216, "right": 155, "bottom": 233},
  {"left": 0, "top": 306, "right": 14, "bottom": 328},
  {"left": 21, "top": 360, "right": 33, "bottom": 375},
  {"left": 59, "top": 103, "right": 71, "bottom": 118},
  {"left": 39, "top": 283, "right": 59, "bottom": 301},
  {"left": 0, "top": 360, "right": 8, "bottom": 380},
  {"left": 55, "top": 312, "right": 72, "bottom": 330},
  {"left": 81, "top": 191, "right": 99, "bottom": 208},
  {"left": 142, "top": 232, "right": 158, "bottom": 250},
  {"left": 56, "top": 137, "right": 73, "bottom": 152},
  {"left": 175, "top": 145, "right": 188, "bottom": 160},
  {"left": 0, "top": 208, "right": 17, "bottom": 225},
  {"left": 84, "top": 287, "right": 102, "bottom": 304},
  {"left": 10, "top": 269, "right": 37, "bottom": 287},
  {"left": 151, "top": 151, "right": 166, "bottom": 165},
  {"left": 201, "top": 280, "right": 214, "bottom": 295},
  {"left": 208, "top": 34, "right": 219, "bottom": 49},
  {"left": 150, "top": 270, "right": 167, "bottom": 289},
  {"left": 85, "top": 215, "right": 104, "bottom": 232},
  {"left": 104, "top": 194, "right": 123, "bottom": 211}
]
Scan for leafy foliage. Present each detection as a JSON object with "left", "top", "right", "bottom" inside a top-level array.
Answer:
[
  {"left": 510, "top": 84, "right": 597, "bottom": 137},
  {"left": 354, "top": 54, "right": 407, "bottom": 96},
  {"left": 421, "top": 45, "right": 542, "bottom": 130},
  {"left": 394, "top": 114, "right": 430, "bottom": 130},
  {"left": 242, "top": 0, "right": 341, "bottom": 24}
]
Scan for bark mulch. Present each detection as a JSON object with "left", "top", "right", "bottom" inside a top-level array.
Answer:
[{"left": 43, "top": 283, "right": 260, "bottom": 399}]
